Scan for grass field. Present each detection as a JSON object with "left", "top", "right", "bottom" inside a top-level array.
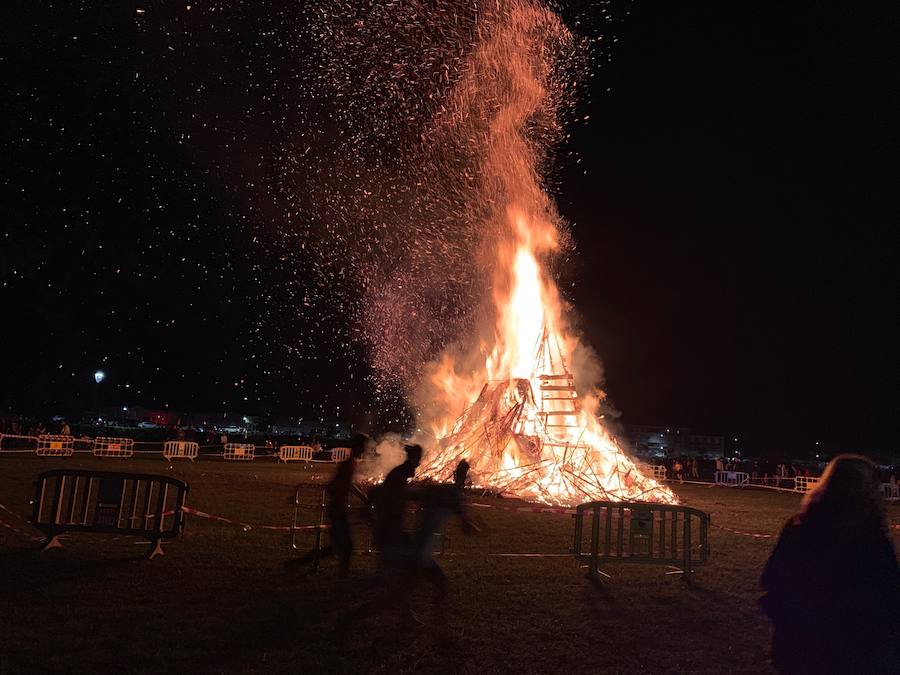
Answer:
[{"left": 2, "top": 455, "right": 898, "bottom": 674}]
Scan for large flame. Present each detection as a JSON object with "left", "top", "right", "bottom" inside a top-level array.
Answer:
[{"left": 415, "top": 1, "right": 675, "bottom": 506}]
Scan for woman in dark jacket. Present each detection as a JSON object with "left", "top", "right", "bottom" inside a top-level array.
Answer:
[{"left": 760, "top": 454, "right": 900, "bottom": 673}]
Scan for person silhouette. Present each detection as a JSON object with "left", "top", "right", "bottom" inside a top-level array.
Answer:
[
  {"left": 324, "top": 442, "right": 366, "bottom": 577},
  {"left": 408, "top": 460, "right": 477, "bottom": 635},
  {"left": 340, "top": 443, "right": 422, "bottom": 630},
  {"left": 286, "top": 443, "right": 367, "bottom": 577},
  {"left": 370, "top": 443, "right": 422, "bottom": 557},
  {"left": 760, "top": 454, "right": 900, "bottom": 674}
]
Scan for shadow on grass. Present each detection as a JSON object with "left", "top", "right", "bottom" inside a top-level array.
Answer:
[
  {"left": 206, "top": 569, "right": 473, "bottom": 674},
  {"left": 0, "top": 546, "right": 155, "bottom": 591}
]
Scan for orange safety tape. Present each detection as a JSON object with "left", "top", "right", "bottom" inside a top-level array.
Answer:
[
  {"left": 710, "top": 522, "right": 775, "bottom": 539},
  {"left": 0, "top": 518, "right": 42, "bottom": 542},
  {"left": 181, "top": 505, "right": 325, "bottom": 532}
]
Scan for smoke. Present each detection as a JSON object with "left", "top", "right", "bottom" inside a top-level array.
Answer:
[
  {"left": 359, "top": 432, "right": 408, "bottom": 480},
  {"left": 284, "top": 1, "right": 587, "bottom": 411}
]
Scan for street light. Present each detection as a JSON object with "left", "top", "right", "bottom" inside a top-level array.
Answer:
[{"left": 93, "top": 370, "right": 106, "bottom": 420}]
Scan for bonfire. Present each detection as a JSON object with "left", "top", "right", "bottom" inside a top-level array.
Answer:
[{"left": 415, "top": 2, "right": 675, "bottom": 506}]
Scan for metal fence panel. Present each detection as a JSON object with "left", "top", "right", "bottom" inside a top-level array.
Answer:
[
  {"left": 714, "top": 470, "right": 749, "bottom": 487},
  {"left": 574, "top": 501, "right": 710, "bottom": 578},
  {"left": 32, "top": 469, "right": 188, "bottom": 558},
  {"left": 36, "top": 434, "right": 75, "bottom": 457},
  {"left": 92, "top": 437, "right": 135, "bottom": 458},
  {"left": 223, "top": 443, "right": 255, "bottom": 461},
  {"left": 162, "top": 441, "right": 199, "bottom": 461},
  {"left": 279, "top": 445, "right": 314, "bottom": 463}
]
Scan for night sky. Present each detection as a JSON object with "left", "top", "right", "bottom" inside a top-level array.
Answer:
[{"left": 2, "top": 2, "right": 895, "bottom": 456}]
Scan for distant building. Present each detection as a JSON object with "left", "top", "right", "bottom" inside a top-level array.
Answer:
[{"left": 624, "top": 424, "right": 724, "bottom": 458}]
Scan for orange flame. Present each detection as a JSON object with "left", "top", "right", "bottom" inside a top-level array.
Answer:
[{"left": 415, "top": 2, "right": 675, "bottom": 506}]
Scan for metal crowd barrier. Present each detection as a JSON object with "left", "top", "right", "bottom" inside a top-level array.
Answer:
[
  {"left": 573, "top": 501, "right": 710, "bottom": 578},
  {"left": 330, "top": 447, "right": 351, "bottom": 463},
  {"left": 292, "top": 482, "right": 328, "bottom": 555},
  {"left": 32, "top": 469, "right": 189, "bottom": 559},
  {"left": 793, "top": 475, "right": 821, "bottom": 493},
  {"left": 163, "top": 441, "right": 199, "bottom": 461},
  {"left": 223, "top": 443, "right": 255, "bottom": 461},
  {"left": 92, "top": 437, "right": 135, "bottom": 458},
  {"left": 0, "top": 433, "right": 39, "bottom": 451},
  {"left": 291, "top": 481, "right": 371, "bottom": 570},
  {"left": 714, "top": 470, "right": 750, "bottom": 487},
  {"left": 881, "top": 483, "right": 899, "bottom": 501},
  {"left": 36, "top": 434, "right": 75, "bottom": 457},
  {"left": 639, "top": 464, "right": 667, "bottom": 481},
  {"left": 278, "top": 445, "right": 314, "bottom": 463}
]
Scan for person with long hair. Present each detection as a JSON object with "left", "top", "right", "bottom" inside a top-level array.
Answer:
[{"left": 760, "top": 454, "right": 900, "bottom": 673}]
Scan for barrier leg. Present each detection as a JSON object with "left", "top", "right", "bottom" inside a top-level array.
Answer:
[
  {"left": 310, "top": 526, "right": 322, "bottom": 574},
  {"left": 41, "top": 534, "right": 63, "bottom": 551},
  {"left": 291, "top": 498, "right": 301, "bottom": 550},
  {"left": 148, "top": 538, "right": 165, "bottom": 560},
  {"left": 572, "top": 511, "right": 583, "bottom": 555}
]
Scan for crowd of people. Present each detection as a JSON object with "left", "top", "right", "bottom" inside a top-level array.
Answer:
[
  {"left": 658, "top": 453, "right": 900, "bottom": 487},
  {"left": 0, "top": 415, "right": 70, "bottom": 438}
]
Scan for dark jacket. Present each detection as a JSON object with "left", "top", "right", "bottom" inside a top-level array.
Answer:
[{"left": 760, "top": 509, "right": 900, "bottom": 674}]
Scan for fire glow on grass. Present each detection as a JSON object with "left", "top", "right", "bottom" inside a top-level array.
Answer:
[{"left": 415, "top": 2, "right": 675, "bottom": 506}]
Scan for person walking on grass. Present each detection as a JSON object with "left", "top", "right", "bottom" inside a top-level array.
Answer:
[
  {"left": 407, "top": 460, "right": 477, "bottom": 634},
  {"left": 760, "top": 454, "right": 900, "bottom": 674},
  {"left": 339, "top": 443, "right": 423, "bottom": 631},
  {"left": 324, "top": 442, "right": 366, "bottom": 578},
  {"left": 286, "top": 442, "right": 367, "bottom": 577}
]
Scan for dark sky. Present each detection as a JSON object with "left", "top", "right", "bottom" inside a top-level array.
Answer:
[{"left": 2, "top": 2, "right": 895, "bottom": 455}]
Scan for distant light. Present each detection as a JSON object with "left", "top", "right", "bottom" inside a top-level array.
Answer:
[
  {"left": 122, "top": 406, "right": 128, "bottom": 412},
  {"left": 94, "top": 370, "right": 105, "bottom": 384}
]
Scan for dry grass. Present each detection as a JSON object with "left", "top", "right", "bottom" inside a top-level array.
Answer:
[{"left": 1, "top": 455, "right": 897, "bottom": 674}]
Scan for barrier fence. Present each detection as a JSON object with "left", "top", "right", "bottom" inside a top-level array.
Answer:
[
  {"left": 639, "top": 464, "right": 667, "bottom": 481},
  {"left": 163, "top": 441, "right": 199, "bottom": 461},
  {"left": 36, "top": 434, "right": 75, "bottom": 457},
  {"left": 714, "top": 470, "right": 750, "bottom": 487},
  {"left": 331, "top": 447, "right": 351, "bottom": 463},
  {"left": 92, "top": 437, "right": 135, "bottom": 458},
  {"left": 223, "top": 443, "right": 255, "bottom": 461},
  {"left": 793, "top": 475, "right": 822, "bottom": 493},
  {"left": 279, "top": 445, "right": 314, "bottom": 463},
  {"left": 1, "top": 433, "right": 360, "bottom": 465},
  {"left": 5, "top": 435, "right": 900, "bottom": 503},
  {"left": 573, "top": 500, "right": 710, "bottom": 578},
  {"left": 0, "top": 433, "right": 40, "bottom": 451},
  {"left": 32, "top": 469, "right": 189, "bottom": 559}
]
